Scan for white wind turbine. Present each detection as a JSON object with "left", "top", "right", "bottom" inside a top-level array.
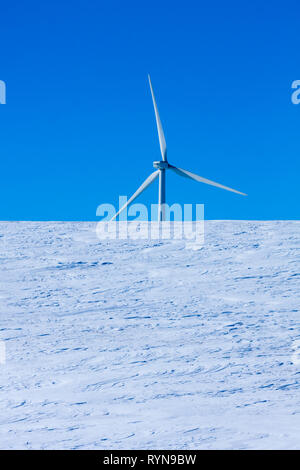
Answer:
[{"left": 111, "top": 75, "right": 247, "bottom": 222}]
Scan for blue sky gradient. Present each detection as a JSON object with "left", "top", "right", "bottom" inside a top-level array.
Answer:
[{"left": 0, "top": 0, "right": 299, "bottom": 220}]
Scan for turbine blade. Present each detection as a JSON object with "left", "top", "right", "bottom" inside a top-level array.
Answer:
[
  {"left": 169, "top": 165, "right": 247, "bottom": 196},
  {"left": 111, "top": 170, "right": 160, "bottom": 220},
  {"left": 148, "top": 75, "right": 167, "bottom": 161}
]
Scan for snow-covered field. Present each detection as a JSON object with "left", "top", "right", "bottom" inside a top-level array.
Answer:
[{"left": 0, "top": 221, "right": 299, "bottom": 449}]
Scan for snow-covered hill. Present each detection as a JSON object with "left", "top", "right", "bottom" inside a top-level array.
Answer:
[{"left": 0, "top": 221, "right": 299, "bottom": 449}]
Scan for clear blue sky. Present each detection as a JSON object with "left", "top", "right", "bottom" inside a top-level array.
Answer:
[{"left": 0, "top": 0, "right": 299, "bottom": 220}]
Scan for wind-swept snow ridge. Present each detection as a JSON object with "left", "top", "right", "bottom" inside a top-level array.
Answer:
[{"left": 0, "top": 221, "right": 299, "bottom": 449}]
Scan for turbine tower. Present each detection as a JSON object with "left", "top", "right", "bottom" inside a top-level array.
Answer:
[{"left": 111, "top": 75, "right": 246, "bottom": 222}]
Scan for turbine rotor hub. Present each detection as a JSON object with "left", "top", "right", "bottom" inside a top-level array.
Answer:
[{"left": 153, "top": 161, "right": 169, "bottom": 170}]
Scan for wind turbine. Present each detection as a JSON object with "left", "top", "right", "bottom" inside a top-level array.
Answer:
[{"left": 111, "top": 75, "right": 247, "bottom": 222}]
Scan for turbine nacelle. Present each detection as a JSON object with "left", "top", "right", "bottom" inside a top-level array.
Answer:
[{"left": 153, "top": 161, "right": 169, "bottom": 170}]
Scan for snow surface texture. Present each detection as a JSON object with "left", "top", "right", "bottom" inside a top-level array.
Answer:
[{"left": 0, "top": 221, "right": 299, "bottom": 450}]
